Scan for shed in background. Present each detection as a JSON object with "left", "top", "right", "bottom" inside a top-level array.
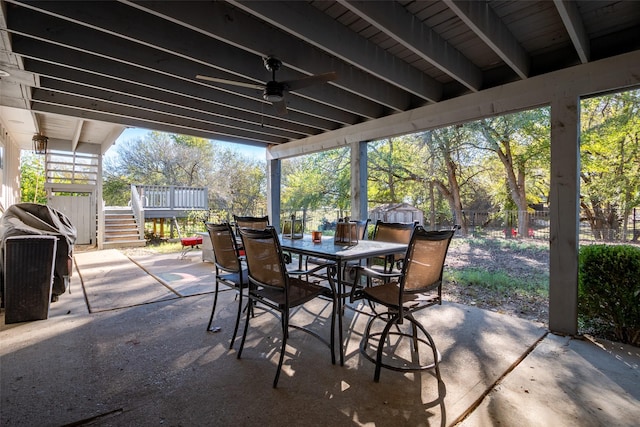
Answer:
[{"left": 369, "top": 203, "right": 423, "bottom": 225}]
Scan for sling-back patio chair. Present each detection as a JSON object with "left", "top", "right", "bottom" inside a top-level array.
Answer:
[
  {"left": 237, "top": 226, "right": 337, "bottom": 388},
  {"left": 350, "top": 227, "right": 455, "bottom": 382},
  {"left": 233, "top": 215, "right": 269, "bottom": 231},
  {"left": 205, "top": 222, "right": 249, "bottom": 349},
  {"left": 355, "top": 218, "right": 371, "bottom": 240},
  {"left": 369, "top": 220, "right": 416, "bottom": 274}
]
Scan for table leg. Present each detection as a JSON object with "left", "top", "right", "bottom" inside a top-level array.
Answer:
[{"left": 336, "top": 261, "right": 345, "bottom": 366}]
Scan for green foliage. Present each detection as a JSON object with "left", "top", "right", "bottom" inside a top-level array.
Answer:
[
  {"left": 102, "top": 174, "right": 130, "bottom": 206},
  {"left": 446, "top": 267, "right": 548, "bottom": 297},
  {"left": 367, "top": 135, "right": 429, "bottom": 204},
  {"left": 580, "top": 90, "right": 640, "bottom": 240},
  {"left": 282, "top": 148, "right": 350, "bottom": 212},
  {"left": 210, "top": 146, "right": 266, "bottom": 215},
  {"left": 106, "top": 131, "right": 215, "bottom": 186},
  {"left": 578, "top": 244, "right": 640, "bottom": 345},
  {"left": 19, "top": 153, "right": 46, "bottom": 204},
  {"left": 277, "top": 90, "right": 639, "bottom": 243},
  {"left": 104, "top": 131, "right": 266, "bottom": 215}
]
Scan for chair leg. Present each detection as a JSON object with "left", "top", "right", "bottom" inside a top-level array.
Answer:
[
  {"left": 374, "top": 314, "right": 399, "bottom": 382},
  {"left": 330, "top": 289, "right": 337, "bottom": 366},
  {"left": 273, "top": 310, "right": 288, "bottom": 388},
  {"left": 411, "top": 318, "right": 442, "bottom": 381},
  {"left": 411, "top": 321, "right": 419, "bottom": 353},
  {"left": 229, "top": 286, "right": 243, "bottom": 349},
  {"left": 237, "top": 297, "right": 252, "bottom": 359},
  {"left": 206, "top": 281, "right": 220, "bottom": 332},
  {"left": 362, "top": 312, "right": 380, "bottom": 351}
]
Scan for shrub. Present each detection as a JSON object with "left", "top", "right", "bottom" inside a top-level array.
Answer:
[{"left": 578, "top": 244, "right": 640, "bottom": 345}]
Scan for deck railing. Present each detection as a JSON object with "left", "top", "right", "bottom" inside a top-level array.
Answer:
[{"left": 134, "top": 185, "right": 208, "bottom": 211}]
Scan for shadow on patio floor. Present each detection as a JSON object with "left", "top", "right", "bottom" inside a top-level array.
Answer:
[{"left": 0, "top": 249, "right": 638, "bottom": 426}]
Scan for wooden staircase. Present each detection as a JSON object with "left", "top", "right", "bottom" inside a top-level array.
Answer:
[{"left": 103, "top": 207, "right": 146, "bottom": 249}]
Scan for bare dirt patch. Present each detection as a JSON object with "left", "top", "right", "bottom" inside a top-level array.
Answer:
[{"left": 442, "top": 238, "right": 550, "bottom": 326}]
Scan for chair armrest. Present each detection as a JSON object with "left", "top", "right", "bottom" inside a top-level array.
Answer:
[
  {"left": 287, "top": 263, "right": 333, "bottom": 277},
  {"left": 355, "top": 265, "right": 402, "bottom": 281},
  {"left": 349, "top": 265, "right": 402, "bottom": 302},
  {"left": 287, "top": 264, "right": 338, "bottom": 296}
]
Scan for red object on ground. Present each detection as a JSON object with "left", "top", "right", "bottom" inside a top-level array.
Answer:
[{"left": 181, "top": 236, "right": 203, "bottom": 247}]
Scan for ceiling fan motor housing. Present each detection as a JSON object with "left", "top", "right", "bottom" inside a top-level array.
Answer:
[
  {"left": 264, "top": 56, "right": 282, "bottom": 72},
  {"left": 263, "top": 80, "right": 284, "bottom": 102}
]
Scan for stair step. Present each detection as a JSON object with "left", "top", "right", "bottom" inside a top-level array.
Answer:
[
  {"left": 105, "top": 235, "right": 143, "bottom": 242},
  {"left": 103, "top": 207, "right": 143, "bottom": 247},
  {"left": 102, "top": 240, "right": 147, "bottom": 249},
  {"left": 105, "top": 229, "right": 139, "bottom": 235},
  {"left": 104, "top": 222, "right": 138, "bottom": 227}
]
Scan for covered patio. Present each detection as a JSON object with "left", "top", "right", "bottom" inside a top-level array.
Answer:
[
  {"left": 1, "top": 2, "right": 640, "bottom": 424},
  {"left": 1, "top": 1, "right": 640, "bottom": 336},
  {"left": 1, "top": 248, "right": 638, "bottom": 426}
]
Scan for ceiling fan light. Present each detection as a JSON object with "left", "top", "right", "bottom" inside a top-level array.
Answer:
[{"left": 263, "top": 92, "right": 283, "bottom": 103}]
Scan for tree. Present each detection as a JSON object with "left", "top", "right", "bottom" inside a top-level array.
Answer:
[
  {"left": 580, "top": 90, "right": 640, "bottom": 240},
  {"left": 107, "top": 131, "right": 214, "bottom": 187},
  {"left": 281, "top": 147, "right": 351, "bottom": 222},
  {"left": 428, "top": 127, "right": 471, "bottom": 234},
  {"left": 469, "top": 109, "right": 550, "bottom": 237},
  {"left": 104, "top": 132, "right": 267, "bottom": 217},
  {"left": 209, "top": 147, "right": 266, "bottom": 218},
  {"left": 367, "top": 136, "right": 425, "bottom": 204},
  {"left": 19, "top": 152, "right": 46, "bottom": 204}
]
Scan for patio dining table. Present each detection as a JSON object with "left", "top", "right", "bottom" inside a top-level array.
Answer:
[{"left": 279, "top": 234, "right": 408, "bottom": 365}]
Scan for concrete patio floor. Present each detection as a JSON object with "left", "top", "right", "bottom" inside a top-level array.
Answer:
[{"left": 1, "top": 249, "right": 638, "bottom": 426}]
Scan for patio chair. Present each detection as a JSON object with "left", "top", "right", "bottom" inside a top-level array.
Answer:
[
  {"left": 204, "top": 222, "right": 249, "bottom": 349},
  {"left": 237, "top": 226, "right": 337, "bottom": 388},
  {"left": 355, "top": 218, "right": 371, "bottom": 240},
  {"left": 350, "top": 227, "right": 454, "bottom": 382},
  {"left": 369, "top": 220, "right": 416, "bottom": 274},
  {"left": 233, "top": 215, "right": 269, "bottom": 231}
]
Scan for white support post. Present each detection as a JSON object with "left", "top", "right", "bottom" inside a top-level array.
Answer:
[
  {"left": 267, "top": 157, "right": 282, "bottom": 232},
  {"left": 350, "top": 141, "right": 368, "bottom": 221},
  {"left": 549, "top": 94, "right": 580, "bottom": 335}
]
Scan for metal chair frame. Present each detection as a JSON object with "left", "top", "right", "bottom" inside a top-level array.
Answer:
[
  {"left": 370, "top": 220, "right": 416, "bottom": 273},
  {"left": 351, "top": 227, "right": 455, "bottom": 382},
  {"left": 233, "top": 215, "right": 269, "bottom": 231},
  {"left": 204, "top": 222, "right": 249, "bottom": 349},
  {"left": 237, "top": 226, "right": 337, "bottom": 388}
]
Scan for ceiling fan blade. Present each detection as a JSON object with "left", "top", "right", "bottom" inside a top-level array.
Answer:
[
  {"left": 196, "top": 75, "right": 264, "bottom": 90},
  {"left": 272, "top": 99, "right": 288, "bottom": 115},
  {"left": 283, "top": 72, "right": 337, "bottom": 91}
]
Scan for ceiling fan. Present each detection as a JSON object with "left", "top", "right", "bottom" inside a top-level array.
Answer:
[{"left": 196, "top": 56, "right": 337, "bottom": 115}]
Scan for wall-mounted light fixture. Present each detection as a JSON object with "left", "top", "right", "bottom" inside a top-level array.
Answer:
[{"left": 32, "top": 132, "right": 48, "bottom": 155}]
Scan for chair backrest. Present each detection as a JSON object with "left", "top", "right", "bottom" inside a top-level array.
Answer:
[
  {"left": 352, "top": 219, "right": 371, "bottom": 240},
  {"left": 234, "top": 215, "right": 269, "bottom": 231},
  {"left": 238, "top": 226, "right": 287, "bottom": 289},
  {"left": 372, "top": 220, "right": 415, "bottom": 244},
  {"left": 401, "top": 227, "right": 454, "bottom": 293},
  {"left": 205, "top": 222, "right": 241, "bottom": 273}
]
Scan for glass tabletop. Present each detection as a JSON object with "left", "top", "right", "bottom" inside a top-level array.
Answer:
[{"left": 279, "top": 234, "right": 406, "bottom": 262}]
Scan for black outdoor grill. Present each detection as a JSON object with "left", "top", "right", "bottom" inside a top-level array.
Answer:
[{"left": 0, "top": 203, "right": 77, "bottom": 323}]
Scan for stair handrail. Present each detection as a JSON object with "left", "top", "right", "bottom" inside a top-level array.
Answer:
[{"left": 130, "top": 184, "right": 145, "bottom": 240}]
